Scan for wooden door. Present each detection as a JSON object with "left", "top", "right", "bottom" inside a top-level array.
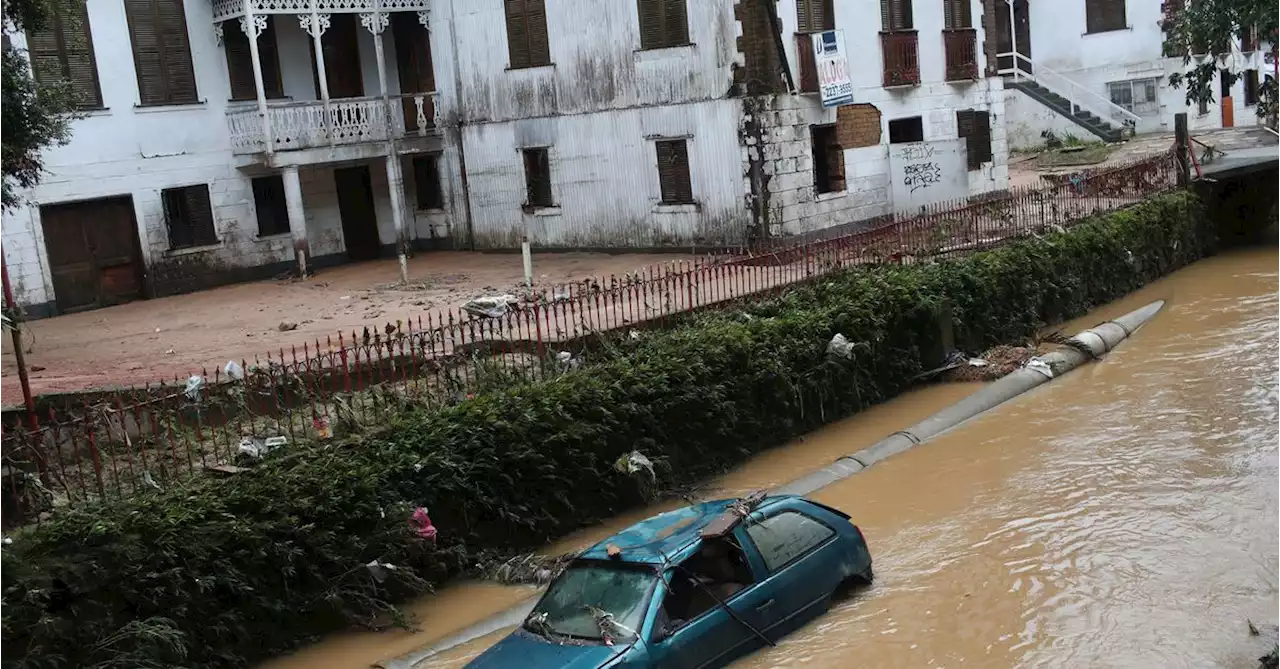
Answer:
[
  {"left": 40, "top": 197, "right": 145, "bottom": 313},
  {"left": 995, "top": 0, "right": 1031, "bottom": 74},
  {"left": 334, "top": 166, "right": 381, "bottom": 261},
  {"left": 311, "top": 13, "right": 363, "bottom": 98},
  {"left": 392, "top": 12, "right": 435, "bottom": 133},
  {"left": 1220, "top": 70, "right": 1235, "bottom": 127}
]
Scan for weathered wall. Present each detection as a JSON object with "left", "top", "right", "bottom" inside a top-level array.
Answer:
[{"left": 1003, "top": 88, "right": 1094, "bottom": 150}]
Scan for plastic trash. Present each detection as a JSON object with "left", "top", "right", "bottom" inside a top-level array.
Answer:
[
  {"left": 237, "top": 435, "right": 288, "bottom": 459},
  {"left": 183, "top": 375, "right": 205, "bottom": 400},
  {"left": 365, "top": 559, "right": 399, "bottom": 584},
  {"left": 555, "top": 351, "right": 580, "bottom": 368},
  {"left": 827, "top": 333, "right": 855, "bottom": 359},
  {"left": 1025, "top": 358, "right": 1054, "bottom": 379},
  {"left": 614, "top": 450, "right": 655, "bottom": 480},
  {"left": 411, "top": 507, "right": 438, "bottom": 544},
  {"left": 141, "top": 471, "right": 161, "bottom": 491},
  {"left": 224, "top": 360, "right": 245, "bottom": 381},
  {"left": 462, "top": 295, "right": 519, "bottom": 319}
]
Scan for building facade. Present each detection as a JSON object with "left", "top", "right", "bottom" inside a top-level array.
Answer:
[
  {"left": 3, "top": 0, "right": 1009, "bottom": 318},
  {"left": 997, "top": 0, "right": 1274, "bottom": 150}
]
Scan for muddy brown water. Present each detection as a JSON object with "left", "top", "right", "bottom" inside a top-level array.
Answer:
[{"left": 262, "top": 245, "right": 1279, "bottom": 669}]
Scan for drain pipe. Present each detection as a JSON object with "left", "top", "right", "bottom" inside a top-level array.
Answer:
[{"left": 376, "top": 300, "right": 1165, "bottom": 669}]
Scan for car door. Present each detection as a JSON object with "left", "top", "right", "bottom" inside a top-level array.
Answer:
[
  {"left": 741, "top": 507, "right": 846, "bottom": 638},
  {"left": 649, "top": 569, "right": 745, "bottom": 669}
]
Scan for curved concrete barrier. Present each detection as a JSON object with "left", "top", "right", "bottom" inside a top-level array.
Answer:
[{"left": 375, "top": 300, "right": 1165, "bottom": 669}]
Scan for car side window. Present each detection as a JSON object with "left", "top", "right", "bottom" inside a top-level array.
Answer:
[{"left": 745, "top": 511, "right": 836, "bottom": 573}]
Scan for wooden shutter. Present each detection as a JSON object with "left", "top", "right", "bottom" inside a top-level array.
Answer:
[
  {"left": 797, "top": 0, "right": 834, "bottom": 34},
  {"left": 967, "top": 110, "right": 992, "bottom": 167},
  {"left": 163, "top": 185, "right": 217, "bottom": 249},
  {"left": 126, "top": 0, "right": 197, "bottom": 105},
  {"left": 656, "top": 140, "right": 693, "bottom": 204},
  {"left": 393, "top": 13, "right": 435, "bottom": 93},
  {"left": 505, "top": 0, "right": 530, "bottom": 68},
  {"left": 662, "top": 0, "right": 688, "bottom": 46},
  {"left": 796, "top": 33, "right": 818, "bottom": 92},
  {"left": 311, "top": 13, "right": 363, "bottom": 98},
  {"left": 224, "top": 17, "right": 282, "bottom": 101},
  {"left": 526, "top": 0, "right": 551, "bottom": 66},
  {"left": 27, "top": 1, "right": 103, "bottom": 109},
  {"left": 944, "top": 0, "right": 972, "bottom": 29},
  {"left": 638, "top": 0, "right": 663, "bottom": 50},
  {"left": 1085, "top": 0, "right": 1125, "bottom": 34},
  {"left": 881, "top": 0, "right": 912, "bottom": 31}
]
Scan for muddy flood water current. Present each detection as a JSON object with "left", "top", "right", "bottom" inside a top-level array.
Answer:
[{"left": 262, "top": 245, "right": 1279, "bottom": 669}]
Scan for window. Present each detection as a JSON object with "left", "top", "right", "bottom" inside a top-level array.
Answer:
[
  {"left": 1107, "top": 78, "right": 1158, "bottom": 116},
  {"left": 503, "top": 0, "right": 550, "bottom": 69},
  {"left": 250, "top": 176, "right": 290, "bottom": 237},
  {"left": 1085, "top": 0, "right": 1126, "bottom": 34},
  {"left": 655, "top": 538, "right": 755, "bottom": 635},
  {"left": 125, "top": 0, "right": 198, "bottom": 105},
  {"left": 533, "top": 563, "right": 656, "bottom": 641},
  {"left": 880, "top": 0, "right": 913, "bottom": 31},
  {"left": 522, "top": 147, "right": 553, "bottom": 209},
  {"left": 888, "top": 116, "right": 924, "bottom": 143},
  {"left": 811, "top": 125, "right": 845, "bottom": 194},
  {"left": 161, "top": 185, "right": 217, "bottom": 249},
  {"left": 637, "top": 0, "right": 689, "bottom": 50},
  {"left": 956, "top": 109, "right": 992, "bottom": 170},
  {"left": 26, "top": 0, "right": 103, "bottom": 109},
  {"left": 413, "top": 154, "right": 445, "bottom": 210},
  {"left": 223, "top": 17, "right": 283, "bottom": 101},
  {"left": 1243, "top": 69, "right": 1259, "bottom": 106},
  {"left": 745, "top": 512, "right": 835, "bottom": 572},
  {"left": 943, "top": 0, "right": 972, "bottom": 29},
  {"left": 796, "top": 0, "right": 834, "bottom": 34},
  {"left": 655, "top": 139, "right": 694, "bottom": 204}
]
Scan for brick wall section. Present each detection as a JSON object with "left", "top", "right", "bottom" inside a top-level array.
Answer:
[
  {"left": 981, "top": 0, "right": 999, "bottom": 76},
  {"left": 836, "top": 104, "right": 883, "bottom": 148},
  {"left": 734, "top": 0, "right": 786, "bottom": 94}
]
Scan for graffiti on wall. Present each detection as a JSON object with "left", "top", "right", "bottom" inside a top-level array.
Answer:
[{"left": 888, "top": 139, "right": 968, "bottom": 212}]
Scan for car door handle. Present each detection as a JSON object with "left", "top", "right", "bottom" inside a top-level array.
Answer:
[{"left": 756, "top": 598, "right": 775, "bottom": 612}]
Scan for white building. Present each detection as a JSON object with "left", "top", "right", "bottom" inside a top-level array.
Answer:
[
  {"left": 3, "top": 0, "right": 1009, "bottom": 318},
  {"left": 996, "top": 0, "right": 1274, "bottom": 150}
]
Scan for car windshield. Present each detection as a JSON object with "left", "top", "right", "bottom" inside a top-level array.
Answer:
[{"left": 526, "top": 562, "right": 657, "bottom": 641}]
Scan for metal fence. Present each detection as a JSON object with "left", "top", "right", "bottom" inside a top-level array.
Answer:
[{"left": 0, "top": 149, "right": 1178, "bottom": 527}]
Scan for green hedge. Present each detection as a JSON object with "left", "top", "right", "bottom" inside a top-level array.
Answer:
[{"left": 1, "top": 191, "right": 1214, "bottom": 668}]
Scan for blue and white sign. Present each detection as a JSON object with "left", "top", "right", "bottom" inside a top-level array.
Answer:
[{"left": 814, "top": 30, "right": 854, "bottom": 107}]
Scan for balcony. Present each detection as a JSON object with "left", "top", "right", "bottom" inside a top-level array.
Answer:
[
  {"left": 880, "top": 31, "right": 920, "bottom": 87},
  {"left": 226, "top": 93, "right": 436, "bottom": 156},
  {"left": 943, "top": 28, "right": 979, "bottom": 82},
  {"left": 211, "top": 0, "right": 430, "bottom": 23}
]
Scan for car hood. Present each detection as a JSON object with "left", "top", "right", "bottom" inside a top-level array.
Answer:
[{"left": 467, "top": 631, "right": 628, "bottom": 669}]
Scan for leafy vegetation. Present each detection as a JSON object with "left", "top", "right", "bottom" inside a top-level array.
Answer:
[
  {"left": 1164, "top": 0, "right": 1278, "bottom": 125},
  {"left": 1, "top": 191, "right": 1215, "bottom": 668}
]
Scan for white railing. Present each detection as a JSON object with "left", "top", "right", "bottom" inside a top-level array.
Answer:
[
  {"left": 212, "top": 0, "right": 430, "bottom": 23},
  {"left": 997, "top": 52, "right": 1141, "bottom": 133},
  {"left": 226, "top": 93, "right": 437, "bottom": 155}
]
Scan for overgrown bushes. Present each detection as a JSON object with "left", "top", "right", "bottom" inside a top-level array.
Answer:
[{"left": 1, "top": 191, "right": 1215, "bottom": 668}]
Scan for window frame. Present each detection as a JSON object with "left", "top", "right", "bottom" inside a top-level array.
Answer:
[
  {"left": 1243, "top": 69, "right": 1259, "bottom": 107},
  {"left": 637, "top": 0, "right": 691, "bottom": 51},
  {"left": 795, "top": 0, "right": 834, "bottom": 35},
  {"left": 654, "top": 138, "right": 695, "bottom": 205},
  {"left": 503, "top": 0, "right": 552, "bottom": 70},
  {"left": 412, "top": 153, "right": 446, "bottom": 211},
  {"left": 25, "top": 0, "right": 104, "bottom": 110},
  {"left": 1106, "top": 78, "right": 1158, "bottom": 116},
  {"left": 251, "top": 175, "right": 290, "bottom": 238},
  {"left": 1084, "top": 0, "right": 1127, "bottom": 35},
  {"left": 223, "top": 16, "right": 285, "bottom": 102},
  {"left": 161, "top": 184, "right": 218, "bottom": 250},
  {"left": 810, "top": 124, "right": 845, "bottom": 195},
  {"left": 956, "top": 109, "right": 992, "bottom": 170},
  {"left": 888, "top": 116, "right": 924, "bottom": 144},
  {"left": 743, "top": 510, "right": 838, "bottom": 574},
  {"left": 125, "top": 0, "right": 200, "bottom": 106},
  {"left": 521, "top": 147, "right": 554, "bottom": 210},
  {"left": 879, "top": 0, "right": 914, "bottom": 32}
]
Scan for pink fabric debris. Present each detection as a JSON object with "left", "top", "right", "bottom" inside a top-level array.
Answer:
[{"left": 411, "top": 507, "right": 437, "bottom": 544}]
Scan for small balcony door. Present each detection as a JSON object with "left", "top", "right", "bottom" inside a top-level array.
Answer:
[
  {"left": 310, "top": 13, "right": 364, "bottom": 98},
  {"left": 393, "top": 13, "right": 435, "bottom": 133}
]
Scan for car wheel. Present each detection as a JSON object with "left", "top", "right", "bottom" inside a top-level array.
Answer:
[{"left": 853, "top": 564, "right": 873, "bottom": 585}]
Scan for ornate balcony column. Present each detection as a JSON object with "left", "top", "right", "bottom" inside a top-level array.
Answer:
[
  {"left": 298, "top": 2, "right": 334, "bottom": 144},
  {"left": 362, "top": 1, "right": 410, "bottom": 283},
  {"left": 240, "top": 0, "right": 273, "bottom": 153}
]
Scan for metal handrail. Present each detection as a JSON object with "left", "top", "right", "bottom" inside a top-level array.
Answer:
[{"left": 996, "top": 51, "right": 1141, "bottom": 127}]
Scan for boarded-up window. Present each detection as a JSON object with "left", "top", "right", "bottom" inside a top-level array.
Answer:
[
  {"left": 836, "top": 104, "right": 882, "bottom": 148},
  {"left": 413, "top": 154, "right": 445, "bottom": 210},
  {"left": 880, "top": 0, "right": 913, "bottom": 31},
  {"left": 637, "top": 0, "right": 689, "bottom": 50},
  {"left": 125, "top": 0, "right": 198, "bottom": 105},
  {"left": 504, "top": 0, "right": 551, "bottom": 69},
  {"left": 1243, "top": 69, "right": 1259, "bottom": 106},
  {"left": 1085, "top": 0, "right": 1126, "bottom": 34},
  {"left": 811, "top": 125, "right": 845, "bottom": 194},
  {"left": 522, "top": 148, "right": 553, "bottom": 208},
  {"left": 162, "top": 184, "right": 218, "bottom": 249},
  {"left": 655, "top": 139, "right": 694, "bottom": 204},
  {"left": 956, "top": 109, "right": 991, "bottom": 170},
  {"left": 943, "top": 0, "right": 972, "bottom": 29},
  {"left": 796, "top": 0, "right": 834, "bottom": 34},
  {"left": 223, "top": 17, "right": 283, "bottom": 101},
  {"left": 252, "top": 175, "right": 290, "bottom": 237},
  {"left": 26, "top": 0, "right": 103, "bottom": 109}
]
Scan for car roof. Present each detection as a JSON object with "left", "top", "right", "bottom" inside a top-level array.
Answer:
[{"left": 577, "top": 494, "right": 798, "bottom": 565}]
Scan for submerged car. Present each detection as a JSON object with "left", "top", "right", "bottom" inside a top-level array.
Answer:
[{"left": 466, "top": 492, "right": 873, "bottom": 669}]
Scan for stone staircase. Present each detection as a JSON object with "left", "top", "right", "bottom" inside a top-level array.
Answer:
[{"left": 1005, "top": 78, "right": 1126, "bottom": 143}]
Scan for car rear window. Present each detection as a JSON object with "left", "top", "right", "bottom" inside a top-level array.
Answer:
[{"left": 745, "top": 511, "right": 836, "bottom": 572}]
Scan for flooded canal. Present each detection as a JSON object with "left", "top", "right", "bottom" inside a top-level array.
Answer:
[{"left": 263, "top": 245, "right": 1278, "bottom": 669}]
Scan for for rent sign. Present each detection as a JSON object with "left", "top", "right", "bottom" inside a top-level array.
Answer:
[{"left": 813, "top": 30, "right": 854, "bottom": 107}]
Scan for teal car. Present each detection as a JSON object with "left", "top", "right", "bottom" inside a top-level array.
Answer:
[{"left": 466, "top": 492, "right": 873, "bottom": 669}]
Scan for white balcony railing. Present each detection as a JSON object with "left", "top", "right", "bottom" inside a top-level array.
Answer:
[
  {"left": 226, "top": 93, "right": 437, "bottom": 155},
  {"left": 212, "top": 0, "right": 430, "bottom": 23}
]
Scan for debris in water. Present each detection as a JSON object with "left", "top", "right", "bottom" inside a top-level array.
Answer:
[
  {"left": 411, "top": 507, "right": 438, "bottom": 544},
  {"left": 614, "top": 450, "right": 655, "bottom": 480},
  {"left": 939, "top": 345, "right": 1040, "bottom": 382},
  {"left": 1025, "top": 358, "right": 1054, "bottom": 379}
]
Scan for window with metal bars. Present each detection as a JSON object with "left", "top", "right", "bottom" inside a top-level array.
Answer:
[
  {"left": 125, "top": 0, "right": 199, "bottom": 105},
  {"left": 637, "top": 0, "right": 689, "bottom": 50},
  {"left": 796, "top": 0, "right": 834, "bottom": 34},
  {"left": 504, "top": 0, "right": 551, "bottom": 69},
  {"left": 1085, "top": 0, "right": 1126, "bottom": 34},
  {"left": 956, "top": 109, "right": 992, "bottom": 170},
  {"left": 223, "top": 16, "right": 283, "bottom": 101},
  {"left": 162, "top": 185, "right": 218, "bottom": 249},
  {"left": 810, "top": 125, "right": 845, "bottom": 194},
  {"left": 25, "top": 0, "right": 103, "bottom": 109},
  {"left": 943, "top": 0, "right": 972, "bottom": 29},
  {"left": 655, "top": 139, "right": 694, "bottom": 204},
  {"left": 880, "top": 0, "right": 913, "bottom": 31},
  {"left": 522, "top": 148, "right": 554, "bottom": 209}
]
